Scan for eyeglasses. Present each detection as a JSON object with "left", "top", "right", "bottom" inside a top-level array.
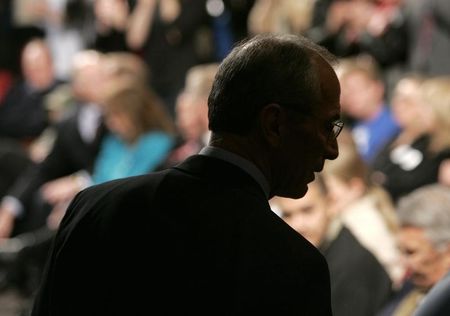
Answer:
[
  {"left": 277, "top": 103, "right": 344, "bottom": 140},
  {"left": 330, "top": 119, "right": 344, "bottom": 140}
]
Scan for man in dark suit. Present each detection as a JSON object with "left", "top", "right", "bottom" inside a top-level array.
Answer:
[
  {"left": 0, "top": 50, "right": 107, "bottom": 239},
  {"left": 31, "top": 33, "right": 343, "bottom": 315}
]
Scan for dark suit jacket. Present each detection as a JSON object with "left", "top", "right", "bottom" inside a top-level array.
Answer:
[
  {"left": 32, "top": 155, "right": 333, "bottom": 316},
  {"left": 322, "top": 226, "right": 392, "bottom": 316},
  {"left": 7, "top": 106, "right": 106, "bottom": 232},
  {"left": 0, "top": 80, "right": 60, "bottom": 139}
]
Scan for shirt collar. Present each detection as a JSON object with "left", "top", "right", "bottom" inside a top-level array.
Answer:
[{"left": 199, "top": 146, "right": 270, "bottom": 199}]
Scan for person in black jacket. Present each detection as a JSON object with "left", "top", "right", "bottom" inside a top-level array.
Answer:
[{"left": 31, "top": 33, "right": 343, "bottom": 316}]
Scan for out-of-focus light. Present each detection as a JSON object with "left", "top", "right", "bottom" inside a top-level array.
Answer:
[{"left": 206, "top": 0, "right": 225, "bottom": 17}]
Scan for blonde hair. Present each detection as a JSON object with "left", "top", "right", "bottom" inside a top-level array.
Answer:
[
  {"left": 324, "top": 128, "right": 399, "bottom": 232},
  {"left": 248, "top": 0, "right": 314, "bottom": 35},
  {"left": 103, "top": 79, "right": 175, "bottom": 136},
  {"left": 336, "top": 55, "right": 382, "bottom": 82},
  {"left": 183, "top": 63, "right": 219, "bottom": 97},
  {"left": 421, "top": 76, "right": 450, "bottom": 153},
  {"left": 103, "top": 52, "right": 149, "bottom": 84}
]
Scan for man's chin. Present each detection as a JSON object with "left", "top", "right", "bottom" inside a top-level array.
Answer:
[{"left": 282, "top": 185, "right": 309, "bottom": 199}]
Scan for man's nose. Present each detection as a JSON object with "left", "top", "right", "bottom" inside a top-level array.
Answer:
[{"left": 324, "top": 137, "right": 339, "bottom": 160}]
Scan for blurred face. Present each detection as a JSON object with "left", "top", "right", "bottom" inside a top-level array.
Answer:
[
  {"left": 273, "top": 56, "right": 340, "bottom": 198},
  {"left": 397, "top": 226, "right": 450, "bottom": 290},
  {"left": 104, "top": 108, "right": 138, "bottom": 143},
  {"left": 391, "top": 78, "right": 423, "bottom": 128},
  {"left": 22, "top": 41, "right": 54, "bottom": 90},
  {"left": 94, "top": 0, "right": 128, "bottom": 26},
  {"left": 277, "top": 184, "right": 329, "bottom": 247},
  {"left": 71, "top": 54, "right": 109, "bottom": 103},
  {"left": 323, "top": 173, "right": 363, "bottom": 216},
  {"left": 175, "top": 92, "right": 209, "bottom": 141},
  {"left": 340, "top": 71, "right": 382, "bottom": 120}
]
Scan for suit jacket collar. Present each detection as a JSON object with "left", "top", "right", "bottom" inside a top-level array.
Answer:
[{"left": 174, "top": 155, "right": 268, "bottom": 201}]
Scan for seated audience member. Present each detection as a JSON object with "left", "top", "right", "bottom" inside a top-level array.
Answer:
[
  {"left": 372, "top": 75, "right": 450, "bottom": 202},
  {"left": 91, "top": 80, "right": 175, "bottom": 184},
  {"left": 0, "top": 50, "right": 110, "bottom": 297},
  {"left": 273, "top": 176, "right": 392, "bottom": 316},
  {"left": 0, "top": 51, "right": 156, "bottom": 300},
  {"left": 0, "top": 50, "right": 108, "bottom": 240},
  {"left": 44, "top": 79, "right": 176, "bottom": 228},
  {"left": 0, "top": 38, "right": 61, "bottom": 141},
  {"left": 158, "top": 62, "right": 219, "bottom": 169},
  {"left": 0, "top": 50, "right": 150, "bottom": 239},
  {"left": 337, "top": 56, "right": 400, "bottom": 165},
  {"left": 377, "top": 184, "right": 450, "bottom": 316},
  {"left": 322, "top": 127, "right": 405, "bottom": 288}
]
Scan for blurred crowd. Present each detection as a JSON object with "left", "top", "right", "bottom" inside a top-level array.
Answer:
[{"left": 0, "top": 0, "right": 449, "bottom": 315}]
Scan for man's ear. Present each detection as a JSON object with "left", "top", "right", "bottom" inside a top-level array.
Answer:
[{"left": 259, "top": 103, "right": 283, "bottom": 147}]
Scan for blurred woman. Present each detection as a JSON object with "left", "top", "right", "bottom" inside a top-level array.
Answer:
[
  {"left": 322, "top": 128, "right": 405, "bottom": 288},
  {"left": 371, "top": 75, "right": 450, "bottom": 202},
  {"left": 92, "top": 79, "right": 175, "bottom": 183}
]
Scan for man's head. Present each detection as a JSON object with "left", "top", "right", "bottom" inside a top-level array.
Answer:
[
  {"left": 208, "top": 34, "right": 341, "bottom": 198},
  {"left": 396, "top": 184, "right": 450, "bottom": 290}
]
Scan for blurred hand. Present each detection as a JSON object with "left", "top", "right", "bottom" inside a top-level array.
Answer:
[
  {"left": 0, "top": 207, "right": 15, "bottom": 239},
  {"left": 41, "top": 175, "right": 83, "bottom": 206},
  {"left": 439, "top": 159, "right": 450, "bottom": 187},
  {"left": 160, "top": 0, "right": 181, "bottom": 23},
  {"left": 47, "top": 201, "right": 70, "bottom": 230}
]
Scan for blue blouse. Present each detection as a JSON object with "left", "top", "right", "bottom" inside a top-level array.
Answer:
[{"left": 92, "top": 131, "right": 174, "bottom": 184}]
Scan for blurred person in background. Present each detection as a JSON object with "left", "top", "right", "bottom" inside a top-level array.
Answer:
[
  {"left": 16, "top": 0, "right": 94, "bottom": 81},
  {"left": 44, "top": 78, "right": 176, "bottom": 229},
  {"left": 403, "top": 0, "right": 450, "bottom": 76},
  {"left": 0, "top": 50, "right": 108, "bottom": 240},
  {"left": 371, "top": 75, "right": 450, "bottom": 203},
  {"left": 157, "top": 62, "right": 218, "bottom": 170},
  {"left": 0, "top": 38, "right": 61, "bottom": 201},
  {"left": 90, "top": 80, "right": 175, "bottom": 184},
  {"left": 126, "top": 0, "right": 213, "bottom": 118},
  {"left": 92, "top": 0, "right": 130, "bottom": 53},
  {"left": 377, "top": 184, "right": 450, "bottom": 316},
  {"left": 207, "top": 0, "right": 255, "bottom": 60},
  {"left": 321, "top": 127, "right": 405, "bottom": 288},
  {"left": 0, "top": 50, "right": 155, "bottom": 307},
  {"left": 274, "top": 175, "right": 393, "bottom": 316},
  {"left": 307, "top": 0, "right": 407, "bottom": 73},
  {"left": 0, "top": 38, "right": 60, "bottom": 142},
  {"left": 337, "top": 55, "right": 401, "bottom": 165}
]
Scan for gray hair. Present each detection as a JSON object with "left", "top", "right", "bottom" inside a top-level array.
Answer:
[
  {"left": 208, "top": 33, "right": 337, "bottom": 135},
  {"left": 397, "top": 184, "right": 450, "bottom": 251}
]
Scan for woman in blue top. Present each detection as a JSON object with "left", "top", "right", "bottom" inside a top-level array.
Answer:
[{"left": 92, "top": 80, "right": 176, "bottom": 184}]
